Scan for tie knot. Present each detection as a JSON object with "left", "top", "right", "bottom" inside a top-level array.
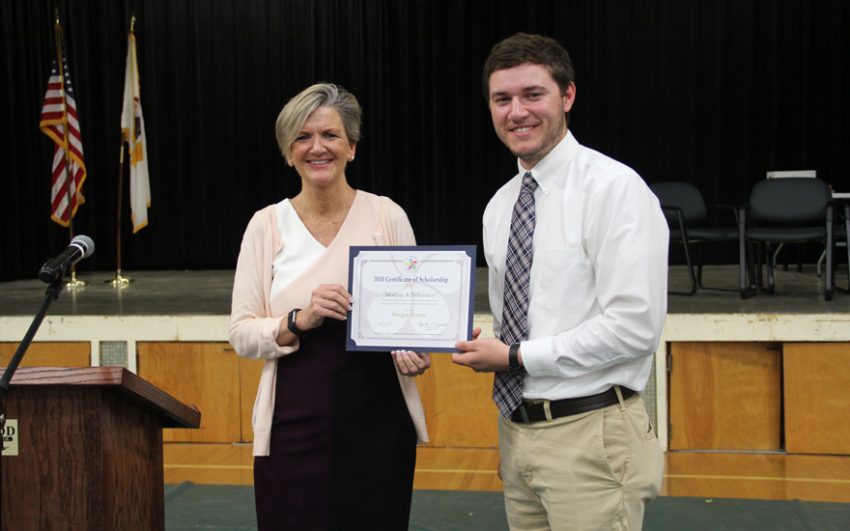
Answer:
[{"left": 522, "top": 172, "right": 538, "bottom": 193}]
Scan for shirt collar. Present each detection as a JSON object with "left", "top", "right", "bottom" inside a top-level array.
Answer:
[{"left": 515, "top": 130, "right": 579, "bottom": 195}]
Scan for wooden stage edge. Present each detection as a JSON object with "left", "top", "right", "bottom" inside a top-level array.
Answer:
[{"left": 3, "top": 266, "right": 850, "bottom": 503}]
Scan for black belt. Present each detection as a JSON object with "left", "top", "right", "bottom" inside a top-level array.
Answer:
[{"left": 510, "top": 387, "right": 636, "bottom": 423}]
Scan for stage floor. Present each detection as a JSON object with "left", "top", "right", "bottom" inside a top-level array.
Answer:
[{"left": 0, "top": 265, "right": 847, "bottom": 317}]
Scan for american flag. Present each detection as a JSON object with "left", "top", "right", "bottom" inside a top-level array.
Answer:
[{"left": 39, "top": 45, "right": 86, "bottom": 227}]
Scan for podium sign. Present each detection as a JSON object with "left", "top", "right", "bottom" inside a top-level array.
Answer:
[{"left": 0, "top": 420, "right": 17, "bottom": 456}]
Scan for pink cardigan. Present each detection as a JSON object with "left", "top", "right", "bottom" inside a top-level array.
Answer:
[{"left": 229, "top": 191, "right": 429, "bottom": 456}]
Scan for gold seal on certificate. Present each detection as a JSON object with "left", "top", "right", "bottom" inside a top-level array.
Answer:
[{"left": 346, "top": 245, "right": 477, "bottom": 352}]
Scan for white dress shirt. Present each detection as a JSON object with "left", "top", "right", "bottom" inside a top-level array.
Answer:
[{"left": 483, "top": 131, "right": 669, "bottom": 400}]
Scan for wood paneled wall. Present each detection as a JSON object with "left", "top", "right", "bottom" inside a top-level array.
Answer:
[
  {"left": 0, "top": 342, "right": 90, "bottom": 367},
  {"left": 143, "top": 344, "right": 502, "bottom": 489},
  {"left": 7, "top": 339, "right": 849, "bottom": 493},
  {"left": 137, "top": 342, "right": 245, "bottom": 444},
  {"left": 413, "top": 353, "right": 501, "bottom": 490},
  {"left": 414, "top": 353, "right": 499, "bottom": 447},
  {"left": 668, "top": 342, "right": 782, "bottom": 451},
  {"left": 784, "top": 342, "right": 850, "bottom": 454}
]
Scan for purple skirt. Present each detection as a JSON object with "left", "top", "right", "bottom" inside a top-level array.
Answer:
[{"left": 253, "top": 318, "right": 416, "bottom": 531}]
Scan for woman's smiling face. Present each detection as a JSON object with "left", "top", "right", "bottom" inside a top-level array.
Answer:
[{"left": 288, "top": 106, "right": 357, "bottom": 188}]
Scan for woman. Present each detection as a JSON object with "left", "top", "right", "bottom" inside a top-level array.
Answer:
[{"left": 229, "top": 83, "right": 430, "bottom": 530}]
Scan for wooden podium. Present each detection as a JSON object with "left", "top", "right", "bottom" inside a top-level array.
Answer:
[{"left": 0, "top": 367, "right": 201, "bottom": 530}]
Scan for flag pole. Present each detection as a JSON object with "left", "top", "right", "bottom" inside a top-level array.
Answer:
[
  {"left": 107, "top": 14, "right": 136, "bottom": 287},
  {"left": 107, "top": 141, "right": 131, "bottom": 286},
  {"left": 53, "top": 10, "right": 86, "bottom": 288}
]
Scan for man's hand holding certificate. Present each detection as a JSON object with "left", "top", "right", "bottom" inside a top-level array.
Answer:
[{"left": 346, "top": 246, "right": 476, "bottom": 352}]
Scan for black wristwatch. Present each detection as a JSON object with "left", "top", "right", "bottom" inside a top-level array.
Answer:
[
  {"left": 287, "top": 308, "right": 308, "bottom": 337},
  {"left": 508, "top": 343, "right": 525, "bottom": 374}
]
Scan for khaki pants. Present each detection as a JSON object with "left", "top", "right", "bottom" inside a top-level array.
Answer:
[{"left": 499, "top": 391, "right": 663, "bottom": 531}]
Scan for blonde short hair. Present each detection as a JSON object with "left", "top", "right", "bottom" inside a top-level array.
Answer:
[{"left": 275, "top": 83, "right": 362, "bottom": 162}]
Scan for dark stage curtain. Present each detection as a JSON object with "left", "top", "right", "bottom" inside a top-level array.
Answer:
[{"left": 2, "top": 0, "right": 848, "bottom": 280}]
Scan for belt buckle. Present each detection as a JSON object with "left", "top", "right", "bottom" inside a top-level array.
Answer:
[{"left": 517, "top": 403, "right": 530, "bottom": 423}]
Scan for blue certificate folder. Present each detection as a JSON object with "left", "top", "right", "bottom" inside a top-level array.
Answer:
[{"left": 346, "top": 245, "right": 477, "bottom": 352}]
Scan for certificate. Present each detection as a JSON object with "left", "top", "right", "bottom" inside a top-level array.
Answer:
[{"left": 346, "top": 245, "right": 476, "bottom": 352}]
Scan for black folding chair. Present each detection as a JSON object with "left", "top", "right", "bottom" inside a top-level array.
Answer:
[
  {"left": 650, "top": 182, "right": 739, "bottom": 295},
  {"left": 738, "top": 178, "right": 835, "bottom": 300},
  {"left": 835, "top": 200, "right": 850, "bottom": 293}
]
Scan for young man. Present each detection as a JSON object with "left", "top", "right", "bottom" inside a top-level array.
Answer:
[{"left": 453, "top": 33, "right": 668, "bottom": 530}]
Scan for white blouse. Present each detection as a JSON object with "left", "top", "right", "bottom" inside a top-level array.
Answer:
[{"left": 270, "top": 199, "right": 325, "bottom": 299}]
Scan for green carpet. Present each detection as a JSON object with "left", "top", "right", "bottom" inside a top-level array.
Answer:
[{"left": 164, "top": 483, "right": 850, "bottom": 530}]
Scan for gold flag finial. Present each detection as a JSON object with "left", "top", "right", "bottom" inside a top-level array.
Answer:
[{"left": 130, "top": 13, "right": 136, "bottom": 33}]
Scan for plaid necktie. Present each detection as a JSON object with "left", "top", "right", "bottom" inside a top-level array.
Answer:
[{"left": 493, "top": 172, "right": 538, "bottom": 417}]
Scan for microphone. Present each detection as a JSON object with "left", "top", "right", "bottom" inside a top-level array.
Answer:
[{"left": 38, "top": 235, "right": 95, "bottom": 283}]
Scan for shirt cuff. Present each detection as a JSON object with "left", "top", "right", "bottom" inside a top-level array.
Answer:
[{"left": 519, "top": 336, "right": 561, "bottom": 377}]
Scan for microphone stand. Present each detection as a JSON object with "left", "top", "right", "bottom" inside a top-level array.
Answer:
[{"left": 0, "top": 276, "right": 65, "bottom": 530}]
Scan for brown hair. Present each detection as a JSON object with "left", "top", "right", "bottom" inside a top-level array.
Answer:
[{"left": 482, "top": 33, "right": 575, "bottom": 99}]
